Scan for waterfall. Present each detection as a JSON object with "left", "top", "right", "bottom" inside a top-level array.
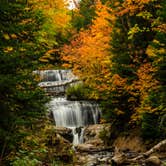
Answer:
[{"left": 37, "top": 70, "right": 101, "bottom": 145}]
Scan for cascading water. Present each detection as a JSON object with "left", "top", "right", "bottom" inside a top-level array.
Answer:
[
  {"left": 49, "top": 97, "right": 101, "bottom": 144},
  {"left": 37, "top": 70, "right": 101, "bottom": 145}
]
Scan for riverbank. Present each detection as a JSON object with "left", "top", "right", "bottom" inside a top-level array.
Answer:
[{"left": 53, "top": 122, "right": 166, "bottom": 165}]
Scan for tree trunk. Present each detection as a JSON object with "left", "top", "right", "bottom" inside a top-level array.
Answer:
[{"left": 131, "top": 139, "right": 166, "bottom": 161}]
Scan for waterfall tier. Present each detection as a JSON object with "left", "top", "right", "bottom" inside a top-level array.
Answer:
[
  {"left": 34, "top": 70, "right": 78, "bottom": 94},
  {"left": 34, "top": 69, "right": 77, "bottom": 82},
  {"left": 49, "top": 97, "right": 101, "bottom": 127}
]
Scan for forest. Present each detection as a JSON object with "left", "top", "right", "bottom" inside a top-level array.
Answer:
[{"left": 0, "top": 0, "right": 165, "bottom": 165}]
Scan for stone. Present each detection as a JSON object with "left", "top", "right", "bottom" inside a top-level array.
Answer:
[
  {"left": 111, "top": 151, "right": 126, "bottom": 165},
  {"left": 145, "top": 155, "right": 161, "bottom": 166},
  {"left": 75, "top": 143, "right": 113, "bottom": 153},
  {"left": 86, "top": 139, "right": 104, "bottom": 146},
  {"left": 75, "top": 143, "right": 96, "bottom": 152},
  {"left": 54, "top": 126, "right": 73, "bottom": 142},
  {"left": 98, "top": 156, "right": 110, "bottom": 162},
  {"left": 83, "top": 124, "right": 111, "bottom": 144}
]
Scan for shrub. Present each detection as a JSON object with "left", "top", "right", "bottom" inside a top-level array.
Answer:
[
  {"left": 66, "top": 83, "right": 91, "bottom": 100},
  {"left": 12, "top": 156, "right": 41, "bottom": 166}
]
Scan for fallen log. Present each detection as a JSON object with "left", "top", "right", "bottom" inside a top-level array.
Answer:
[
  {"left": 144, "top": 139, "right": 166, "bottom": 156},
  {"left": 130, "top": 139, "right": 166, "bottom": 161},
  {"left": 111, "top": 139, "right": 166, "bottom": 165}
]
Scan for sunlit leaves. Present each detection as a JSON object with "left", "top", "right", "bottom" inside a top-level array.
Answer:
[
  {"left": 30, "top": 0, "right": 72, "bottom": 68},
  {"left": 62, "top": 1, "right": 112, "bottom": 99},
  {"left": 137, "top": 11, "right": 153, "bottom": 19},
  {"left": 3, "top": 46, "right": 14, "bottom": 53},
  {"left": 32, "top": 0, "right": 72, "bottom": 36},
  {"left": 62, "top": 0, "right": 165, "bottom": 128},
  {"left": 3, "top": 33, "right": 10, "bottom": 40}
]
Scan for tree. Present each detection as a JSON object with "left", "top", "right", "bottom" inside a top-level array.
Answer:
[
  {"left": 62, "top": 1, "right": 112, "bottom": 99},
  {"left": 71, "top": 0, "right": 97, "bottom": 30},
  {"left": 0, "top": 1, "right": 49, "bottom": 164},
  {"left": 62, "top": 0, "right": 166, "bottom": 137},
  {"left": 30, "top": 0, "right": 72, "bottom": 68},
  {"left": 107, "top": 0, "right": 166, "bottom": 133}
]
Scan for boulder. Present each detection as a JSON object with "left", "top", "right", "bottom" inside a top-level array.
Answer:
[
  {"left": 83, "top": 124, "right": 111, "bottom": 144},
  {"left": 145, "top": 155, "right": 161, "bottom": 166},
  {"left": 111, "top": 153, "right": 126, "bottom": 165},
  {"left": 75, "top": 143, "right": 95, "bottom": 152},
  {"left": 54, "top": 126, "right": 73, "bottom": 142},
  {"left": 85, "top": 139, "right": 104, "bottom": 146},
  {"left": 75, "top": 143, "right": 113, "bottom": 153}
]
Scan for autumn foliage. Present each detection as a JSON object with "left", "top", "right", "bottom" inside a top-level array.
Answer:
[
  {"left": 0, "top": 0, "right": 165, "bottom": 164},
  {"left": 61, "top": 0, "right": 166, "bottom": 133},
  {"left": 62, "top": 1, "right": 113, "bottom": 99}
]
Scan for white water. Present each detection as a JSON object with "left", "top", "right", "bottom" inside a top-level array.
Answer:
[
  {"left": 49, "top": 97, "right": 100, "bottom": 127},
  {"left": 37, "top": 69, "right": 101, "bottom": 145},
  {"left": 69, "top": 127, "right": 84, "bottom": 145}
]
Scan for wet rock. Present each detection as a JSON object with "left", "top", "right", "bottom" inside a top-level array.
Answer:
[
  {"left": 84, "top": 124, "right": 111, "bottom": 145},
  {"left": 75, "top": 143, "right": 113, "bottom": 153},
  {"left": 86, "top": 155, "right": 99, "bottom": 166},
  {"left": 86, "top": 139, "right": 104, "bottom": 146},
  {"left": 75, "top": 143, "right": 97, "bottom": 152},
  {"left": 111, "top": 153, "right": 126, "bottom": 165},
  {"left": 145, "top": 155, "right": 161, "bottom": 166},
  {"left": 54, "top": 126, "right": 73, "bottom": 142},
  {"left": 75, "top": 126, "right": 83, "bottom": 137},
  {"left": 75, "top": 151, "right": 113, "bottom": 166},
  {"left": 97, "top": 156, "right": 112, "bottom": 164}
]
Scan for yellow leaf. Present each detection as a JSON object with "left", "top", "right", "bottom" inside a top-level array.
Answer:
[
  {"left": 3, "top": 33, "right": 10, "bottom": 40},
  {"left": 19, "top": 47, "right": 26, "bottom": 52},
  {"left": 3, "top": 46, "right": 14, "bottom": 53},
  {"left": 39, "top": 57, "right": 49, "bottom": 62},
  {"left": 11, "top": 34, "right": 18, "bottom": 39}
]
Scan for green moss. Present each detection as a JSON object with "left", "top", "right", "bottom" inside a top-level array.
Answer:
[{"left": 66, "top": 83, "right": 92, "bottom": 100}]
